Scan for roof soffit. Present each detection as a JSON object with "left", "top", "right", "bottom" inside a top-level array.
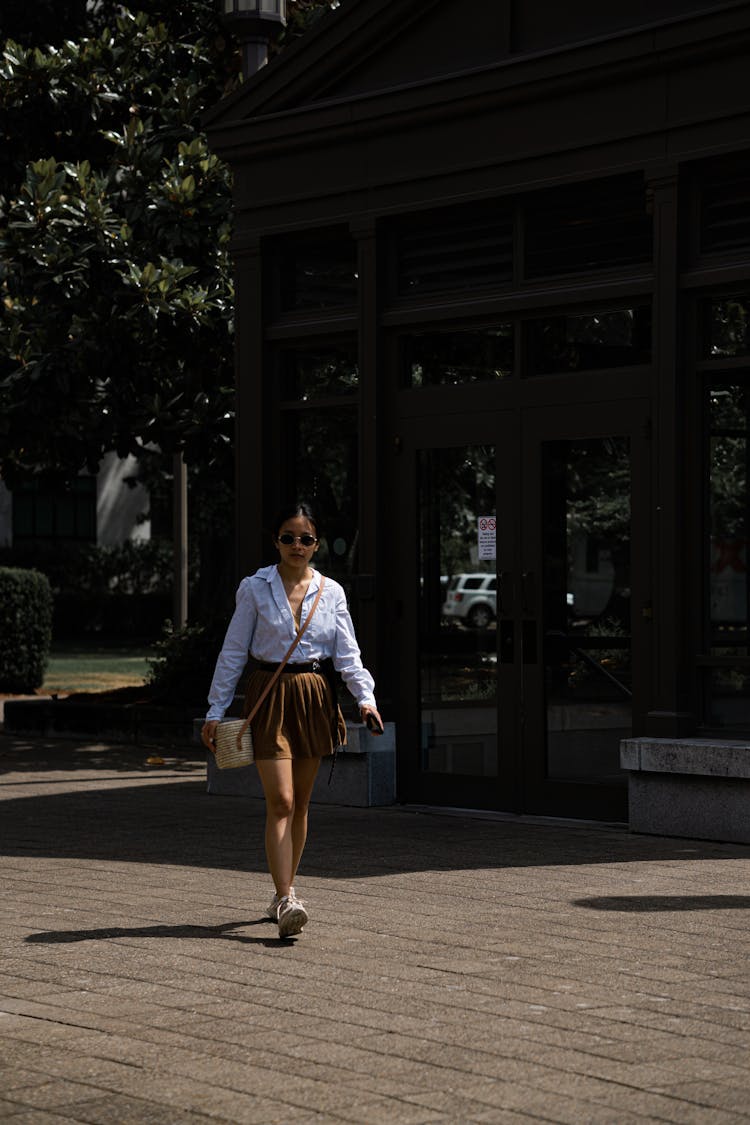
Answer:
[
  {"left": 204, "top": 0, "right": 750, "bottom": 171},
  {"left": 204, "top": 0, "right": 446, "bottom": 128},
  {"left": 205, "top": 0, "right": 750, "bottom": 134},
  {"left": 207, "top": 5, "right": 750, "bottom": 158}
]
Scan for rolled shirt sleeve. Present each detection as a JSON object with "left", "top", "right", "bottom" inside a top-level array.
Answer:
[
  {"left": 206, "top": 578, "right": 256, "bottom": 720},
  {"left": 331, "top": 584, "right": 376, "bottom": 710}
]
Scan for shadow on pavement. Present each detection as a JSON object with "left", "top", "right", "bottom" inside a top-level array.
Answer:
[
  {"left": 0, "top": 735, "right": 203, "bottom": 776},
  {"left": 25, "top": 918, "right": 294, "bottom": 947},
  {"left": 3, "top": 752, "right": 750, "bottom": 876},
  {"left": 574, "top": 894, "right": 750, "bottom": 911}
]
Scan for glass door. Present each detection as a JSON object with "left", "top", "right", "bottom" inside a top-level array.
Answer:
[
  {"left": 521, "top": 401, "right": 651, "bottom": 820},
  {"left": 397, "top": 411, "right": 520, "bottom": 810},
  {"left": 418, "top": 443, "right": 497, "bottom": 777},
  {"left": 393, "top": 400, "right": 650, "bottom": 819}
]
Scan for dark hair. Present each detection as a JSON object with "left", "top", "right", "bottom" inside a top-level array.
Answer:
[{"left": 271, "top": 501, "right": 320, "bottom": 540}]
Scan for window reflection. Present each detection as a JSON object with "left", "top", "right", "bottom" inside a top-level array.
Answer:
[
  {"left": 281, "top": 346, "right": 359, "bottom": 401},
  {"left": 284, "top": 406, "right": 359, "bottom": 595},
  {"left": 404, "top": 327, "right": 513, "bottom": 388},
  {"left": 543, "top": 437, "right": 632, "bottom": 783},
  {"left": 706, "top": 382, "right": 749, "bottom": 729},
  {"left": 705, "top": 295, "right": 750, "bottom": 358},
  {"left": 528, "top": 307, "right": 651, "bottom": 375},
  {"left": 418, "top": 445, "right": 498, "bottom": 777},
  {"left": 272, "top": 231, "right": 357, "bottom": 312}
]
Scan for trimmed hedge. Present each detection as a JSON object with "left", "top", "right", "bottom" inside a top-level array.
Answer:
[{"left": 0, "top": 567, "right": 53, "bottom": 692}]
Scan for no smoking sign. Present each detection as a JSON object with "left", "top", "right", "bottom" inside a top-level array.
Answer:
[{"left": 477, "top": 516, "right": 496, "bottom": 560}]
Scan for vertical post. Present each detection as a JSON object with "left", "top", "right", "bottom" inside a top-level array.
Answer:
[
  {"left": 351, "top": 217, "right": 380, "bottom": 683},
  {"left": 227, "top": 29, "right": 274, "bottom": 584},
  {"left": 646, "top": 168, "right": 695, "bottom": 735},
  {"left": 241, "top": 39, "right": 270, "bottom": 77},
  {"left": 234, "top": 237, "right": 266, "bottom": 580},
  {"left": 172, "top": 451, "right": 188, "bottom": 627}
]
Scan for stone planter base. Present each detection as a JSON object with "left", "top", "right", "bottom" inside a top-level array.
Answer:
[{"left": 621, "top": 738, "right": 750, "bottom": 844}]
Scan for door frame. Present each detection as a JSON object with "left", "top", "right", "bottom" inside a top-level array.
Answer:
[
  {"left": 387, "top": 394, "right": 652, "bottom": 820},
  {"left": 392, "top": 408, "right": 520, "bottom": 810},
  {"left": 519, "top": 397, "right": 652, "bottom": 821}
]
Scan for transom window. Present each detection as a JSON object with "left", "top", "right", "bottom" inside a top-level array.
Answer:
[
  {"left": 269, "top": 229, "right": 357, "bottom": 314},
  {"left": 703, "top": 294, "right": 750, "bottom": 359},
  {"left": 280, "top": 344, "right": 359, "bottom": 401},
  {"left": 403, "top": 326, "right": 514, "bottom": 388},
  {"left": 526, "top": 306, "right": 652, "bottom": 375},
  {"left": 390, "top": 173, "right": 652, "bottom": 304}
]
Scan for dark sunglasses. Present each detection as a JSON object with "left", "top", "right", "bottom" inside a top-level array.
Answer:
[{"left": 278, "top": 533, "right": 318, "bottom": 547}]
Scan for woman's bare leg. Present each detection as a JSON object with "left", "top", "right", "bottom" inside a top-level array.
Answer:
[
  {"left": 290, "top": 758, "right": 321, "bottom": 883},
  {"left": 255, "top": 759, "right": 295, "bottom": 898}
]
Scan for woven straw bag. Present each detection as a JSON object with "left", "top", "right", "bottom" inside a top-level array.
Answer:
[
  {"left": 213, "top": 576, "right": 326, "bottom": 770},
  {"left": 214, "top": 719, "right": 253, "bottom": 769}
]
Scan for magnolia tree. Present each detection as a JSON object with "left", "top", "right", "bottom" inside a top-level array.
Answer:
[{"left": 0, "top": 0, "right": 334, "bottom": 619}]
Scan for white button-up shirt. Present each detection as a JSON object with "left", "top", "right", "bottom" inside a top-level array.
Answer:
[{"left": 206, "top": 565, "right": 376, "bottom": 720}]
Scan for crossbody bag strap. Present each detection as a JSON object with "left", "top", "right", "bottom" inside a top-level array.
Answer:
[{"left": 235, "top": 574, "right": 326, "bottom": 750}]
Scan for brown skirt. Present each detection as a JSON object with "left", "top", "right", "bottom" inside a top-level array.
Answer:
[{"left": 242, "top": 669, "right": 347, "bottom": 761}]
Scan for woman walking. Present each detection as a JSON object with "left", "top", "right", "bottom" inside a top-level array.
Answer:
[{"left": 201, "top": 502, "right": 383, "bottom": 939}]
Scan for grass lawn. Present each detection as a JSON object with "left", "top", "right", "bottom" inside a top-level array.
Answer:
[{"left": 42, "top": 647, "right": 153, "bottom": 695}]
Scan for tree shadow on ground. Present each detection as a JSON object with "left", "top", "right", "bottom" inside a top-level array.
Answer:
[
  {"left": 574, "top": 895, "right": 750, "bottom": 911},
  {"left": 0, "top": 735, "right": 204, "bottom": 777},
  {"left": 2, "top": 742, "right": 750, "bottom": 876}
]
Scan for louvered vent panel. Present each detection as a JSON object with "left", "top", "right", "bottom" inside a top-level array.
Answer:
[
  {"left": 397, "top": 209, "right": 513, "bottom": 296},
  {"left": 525, "top": 175, "right": 652, "bottom": 278},
  {"left": 700, "top": 155, "right": 750, "bottom": 255}
]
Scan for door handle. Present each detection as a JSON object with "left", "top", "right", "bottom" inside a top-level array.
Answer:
[
  {"left": 498, "top": 571, "right": 514, "bottom": 615},
  {"left": 521, "top": 571, "right": 536, "bottom": 614},
  {"left": 499, "top": 620, "right": 514, "bottom": 663},
  {"left": 522, "top": 619, "right": 537, "bottom": 664}
]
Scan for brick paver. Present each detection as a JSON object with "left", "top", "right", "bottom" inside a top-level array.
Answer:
[{"left": 1, "top": 732, "right": 749, "bottom": 1124}]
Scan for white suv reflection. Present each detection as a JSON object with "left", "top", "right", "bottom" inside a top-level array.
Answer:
[{"left": 442, "top": 573, "right": 497, "bottom": 629}]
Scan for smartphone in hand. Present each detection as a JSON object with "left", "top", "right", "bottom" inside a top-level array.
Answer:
[{"left": 365, "top": 712, "right": 384, "bottom": 735}]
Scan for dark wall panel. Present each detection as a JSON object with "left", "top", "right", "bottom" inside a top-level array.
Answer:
[
  {"left": 235, "top": 71, "right": 664, "bottom": 215},
  {"left": 321, "top": 0, "right": 511, "bottom": 98},
  {"left": 512, "top": 0, "right": 727, "bottom": 53}
]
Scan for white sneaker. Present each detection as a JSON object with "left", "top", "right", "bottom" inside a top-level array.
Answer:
[
  {"left": 266, "top": 886, "right": 300, "bottom": 920},
  {"left": 277, "top": 894, "right": 308, "bottom": 938}
]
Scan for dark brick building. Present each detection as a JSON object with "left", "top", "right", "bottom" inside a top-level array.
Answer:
[{"left": 207, "top": 0, "right": 750, "bottom": 823}]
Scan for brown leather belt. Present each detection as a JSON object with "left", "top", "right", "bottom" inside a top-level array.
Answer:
[{"left": 255, "top": 660, "right": 321, "bottom": 674}]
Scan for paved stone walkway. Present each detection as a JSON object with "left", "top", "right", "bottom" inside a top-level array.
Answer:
[{"left": 1, "top": 732, "right": 750, "bottom": 1124}]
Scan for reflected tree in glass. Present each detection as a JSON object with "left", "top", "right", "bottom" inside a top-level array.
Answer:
[
  {"left": 285, "top": 406, "right": 358, "bottom": 592},
  {"left": 707, "top": 296, "right": 750, "bottom": 358}
]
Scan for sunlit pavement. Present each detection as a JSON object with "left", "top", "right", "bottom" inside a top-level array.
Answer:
[{"left": 1, "top": 732, "right": 750, "bottom": 1124}]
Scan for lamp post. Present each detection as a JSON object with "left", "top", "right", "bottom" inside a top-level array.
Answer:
[
  {"left": 173, "top": 452, "right": 188, "bottom": 629},
  {"left": 218, "top": 0, "right": 287, "bottom": 78}
]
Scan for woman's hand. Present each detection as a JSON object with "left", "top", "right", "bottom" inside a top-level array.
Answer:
[
  {"left": 360, "top": 706, "right": 384, "bottom": 736},
  {"left": 201, "top": 720, "right": 219, "bottom": 753}
]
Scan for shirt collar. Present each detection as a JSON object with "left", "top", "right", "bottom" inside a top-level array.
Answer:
[{"left": 268, "top": 565, "right": 321, "bottom": 617}]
